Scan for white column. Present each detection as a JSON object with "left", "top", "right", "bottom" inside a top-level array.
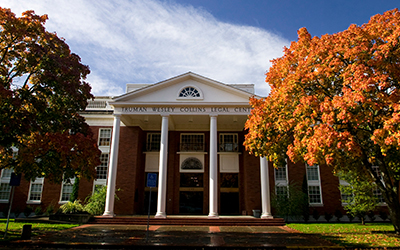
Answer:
[
  {"left": 155, "top": 115, "right": 169, "bottom": 218},
  {"left": 260, "top": 157, "right": 273, "bottom": 219},
  {"left": 208, "top": 115, "right": 219, "bottom": 218},
  {"left": 103, "top": 114, "right": 121, "bottom": 217}
]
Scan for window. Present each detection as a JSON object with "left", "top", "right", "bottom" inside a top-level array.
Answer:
[
  {"left": 146, "top": 133, "right": 161, "bottom": 151},
  {"left": 275, "top": 166, "right": 287, "bottom": 182},
  {"left": 306, "top": 164, "right": 322, "bottom": 204},
  {"left": 96, "top": 153, "right": 109, "bottom": 180},
  {"left": 308, "top": 186, "right": 322, "bottom": 204},
  {"left": 275, "top": 164, "right": 288, "bottom": 198},
  {"left": 219, "top": 134, "right": 238, "bottom": 152},
  {"left": 178, "top": 86, "right": 201, "bottom": 98},
  {"left": 276, "top": 185, "right": 288, "bottom": 199},
  {"left": 98, "top": 128, "right": 112, "bottom": 146},
  {"left": 180, "top": 134, "right": 204, "bottom": 151},
  {"left": 0, "top": 169, "right": 13, "bottom": 202},
  {"left": 60, "top": 178, "right": 75, "bottom": 203},
  {"left": 28, "top": 178, "right": 44, "bottom": 203},
  {"left": 372, "top": 166, "right": 386, "bottom": 204}
]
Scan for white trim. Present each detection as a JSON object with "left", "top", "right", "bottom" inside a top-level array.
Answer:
[
  {"left": 27, "top": 178, "right": 44, "bottom": 204},
  {"left": 59, "top": 178, "right": 75, "bottom": 204},
  {"left": 177, "top": 85, "right": 204, "bottom": 100},
  {"left": 306, "top": 164, "right": 323, "bottom": 205}
]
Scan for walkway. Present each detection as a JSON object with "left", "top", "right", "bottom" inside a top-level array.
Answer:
[{"left": 6, "top": 224, "right": 341, "bottom": 249}]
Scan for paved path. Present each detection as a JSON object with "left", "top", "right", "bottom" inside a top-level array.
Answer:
[{"left": 5, "top": 224, "right": 342, "bottom": 249}]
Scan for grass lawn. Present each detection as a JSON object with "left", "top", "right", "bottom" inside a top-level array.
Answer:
[
  {"left": 288, "top": 223, "right": 400, "bottom": 248},
  {"left": 0, "top": 219, "right": 78, "bottom": 242}
]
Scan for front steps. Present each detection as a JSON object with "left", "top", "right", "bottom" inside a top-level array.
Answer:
[{"left": 89, "top": 215, "right": 285, "bottom": 226}]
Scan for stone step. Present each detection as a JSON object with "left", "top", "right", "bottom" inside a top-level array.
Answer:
[{"left": 89, "top": 216, "right": 285, "bottom": 226}]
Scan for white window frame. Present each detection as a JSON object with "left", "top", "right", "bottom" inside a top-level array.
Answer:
[
  {"left": 177, "top": 85, "right": 203, "bottom": 100},
  {"left": 180, "top": 133, "right": 205, "bottom": 152},
  {"left": 94, "top": 128, "right": 112, "bottom": 191},
  {"left": 219, "top": 133, "right": 238, "bottom": 152},
  {"left": 0, "top": 169, "right": 13, "bottom": 203},
  {"left": 27, "top": 178, "right": 44, "bottom": 204},
  {"left": 306, "top": 164, "right": 323, "bottom": 205},
  {"left": 339, "top": 179, "right": 353, "bottom": 205},
  {"left": 147, "top": 133, "right": 161, "bottom": 151},
  {"left": 98, "top": 128, "right": 112, "bottom": 148},
  {"left": 274, "top": 164, "right": 288, "bottom": 197},
  {"left": 59, "top": 178, "right": 75, "bottom": 204},
  {"left": 372, "top": 166, "right": 386, "bottom": 205}
]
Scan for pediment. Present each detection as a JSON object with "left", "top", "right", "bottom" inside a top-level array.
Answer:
[{"left": 110, "top": 72, "right": 255, "bottom": 106}]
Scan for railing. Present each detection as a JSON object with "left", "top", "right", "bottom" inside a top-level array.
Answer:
[
  {"left": 218, "top": 143, "right": 239, "bottom": 152},
  {"left": 144, "top": 142, "right": 161, "bottom": 152},
  {"left": 179, "top": 143, "right": 205, "bottom": 152}
]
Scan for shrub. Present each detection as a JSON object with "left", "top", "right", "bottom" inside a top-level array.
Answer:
[
  {"left": 2, "top": 205, "right": 9, "bottom": 217},
  {"left": 347, "top": 213, "right": 354, "bottom": 222},
  {"left": 324, "top": 212, "right": 333, "bottom": 222},
  {"left": 34, "top": 206, "right": 43, "bottom": 216},
  {"left": 46, "top": 203, "right": 56, "bottom": 215},
  {"left": 24, "top": 206, "right": 33, "bottom": 217},
  {"left": 379, "top": 211, "right": 388, "bottom": 221},
  {"left": 84, "top": 185, "right": 119, "bottom": 215},
  {"left": 13, "top": 208, "right": 21, "bottom": 218},
  {"left": 367, "top": 211, "right": 376, "bottom": 222},
  {"left": 271, "top": 182, "right": 308, "bottom": 221},
  {"left": 334, "top": 209, "right": 343, "bottom": 222},
  {"left": 60, "top": 200, "right": 85, "bottom": 214},
  {"left": 312, "top": 209, "right": 320, "bottom": 221}
]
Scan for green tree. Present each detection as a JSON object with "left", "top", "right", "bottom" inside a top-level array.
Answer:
[
  {"left": 338, "top": 171, "right": 378, "bottom": 225},
  {"left": 244, "top": 9, "right": 400, "bottom": 232},
  {"left": 0, "top": 8, "right": 100, "bottom": 182},
  {"left": 271, "top": 182, "right": 308, "bottom": 221}
]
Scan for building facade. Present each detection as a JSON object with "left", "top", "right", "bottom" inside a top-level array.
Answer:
[{"left": 0, "top": 72, "right": 385, "bottom": 219}]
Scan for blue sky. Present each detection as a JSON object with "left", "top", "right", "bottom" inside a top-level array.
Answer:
[{"left": 0, "top": 0, "right": 399, "bottom": 97}]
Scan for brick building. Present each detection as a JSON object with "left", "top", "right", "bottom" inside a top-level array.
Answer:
[{"left": 1, "top": 72, "right": 378, "bottom": 219}]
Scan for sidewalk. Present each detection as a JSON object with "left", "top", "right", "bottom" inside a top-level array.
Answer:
[{"left": 4, "top": 224, "right": 342, "bottom": 249}]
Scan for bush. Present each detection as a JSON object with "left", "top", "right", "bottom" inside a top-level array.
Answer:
[
  {"left": 312, "top": 209, "right": 320, "bottom": 221},
  {"left": 379, "top": 211, "right": 388, "bottom": 221},
  {"left": 367, "top": 211, "right": 376, "bottom": 222},
  {"left": 24, "top": 206, "right": 33, "bottom": 217},
  {"left": 271, "top": 182, "right": 308, "bottom": 221},
  {"left": 60, "top": 200, "right": 85, "bottom": 214},
  {"left": 13, "top": 208, "right": 21, "bottom": 218},
  {"left": 84, "top": 185, "right": 119, "bottom": 215},
  {"left": 46, "top": 203, "right": 56, "bottom": 215},
  {"left": 324, "top": 212, "right": 333, "bottom": 222},
  {"left": 347, "top": 213, "right": 354, "bottom": 222},
  {"left": 2, "top": 205, "right": 9, "bottom": 217},
  {"left": 334, "top": 209, "right": 343, "bottom": 222},
  {"left": 34, "top": 206, "right": 43, "bottom": 216}
]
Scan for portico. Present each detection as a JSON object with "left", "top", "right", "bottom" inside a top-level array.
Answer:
[{"left": 100, "top": 72, "right": 273, "bottom": 218}]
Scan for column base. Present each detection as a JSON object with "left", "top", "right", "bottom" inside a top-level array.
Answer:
[
  {"left": 102, "top": 211, "right": 115, "bottom": 218},
  {"left": 261, "top": 213, "right": 273, "bottom": 219},
  {"left": 208, "top": 212, "right": 219, "bottom": 219},
  {"left": 155, "top": 212, "right": 167, "bottom": 219}
]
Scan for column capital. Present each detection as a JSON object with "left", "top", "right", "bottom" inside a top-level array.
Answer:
[
  {"left": 161, "top": 114, "right": 170, "bottom": 117},
  {"left": 113, "top": 114, "right": 122, "bottom": 118},
  {"left": 209, "top": 114, "right": 218, "bottom": 118}
]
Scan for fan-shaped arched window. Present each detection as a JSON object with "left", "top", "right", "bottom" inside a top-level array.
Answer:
[
  {"left": 178, "top": 86, "right": 202, "bottom": 99},
  {"left": 181, "top": 157, "right": 203, "bottom": 170}
]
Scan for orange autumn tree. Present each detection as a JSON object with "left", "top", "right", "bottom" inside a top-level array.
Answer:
[
  {"left": 0, "top": 8, "right": 101, "bottom": 182},
  {"left": 244, "top": 9, "right": 400, "bottom": 232}
]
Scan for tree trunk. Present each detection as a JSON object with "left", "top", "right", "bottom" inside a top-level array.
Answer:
[{"left": 387, "top": 201, "right": 400, "bottom": 233}]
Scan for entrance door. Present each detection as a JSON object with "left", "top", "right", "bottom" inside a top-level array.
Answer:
[
  {"left": 220, "top": 173, "right": 239, "bottom": 214},
  {"left": 179, "top": 173, "right": 204, "bottom": 214}
]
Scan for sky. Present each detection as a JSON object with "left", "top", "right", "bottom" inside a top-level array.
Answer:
[{"left": 0, "top": 0, "right": 399, "bottom": 97}]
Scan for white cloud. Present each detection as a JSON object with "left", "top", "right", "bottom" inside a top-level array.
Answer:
[{"left": 0, "top": 0, "right": 289, "bottom": 96}]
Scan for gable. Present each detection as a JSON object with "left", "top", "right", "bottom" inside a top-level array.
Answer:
[{"left": 111, "top": 72, "right": 254, "bottom": 105}]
